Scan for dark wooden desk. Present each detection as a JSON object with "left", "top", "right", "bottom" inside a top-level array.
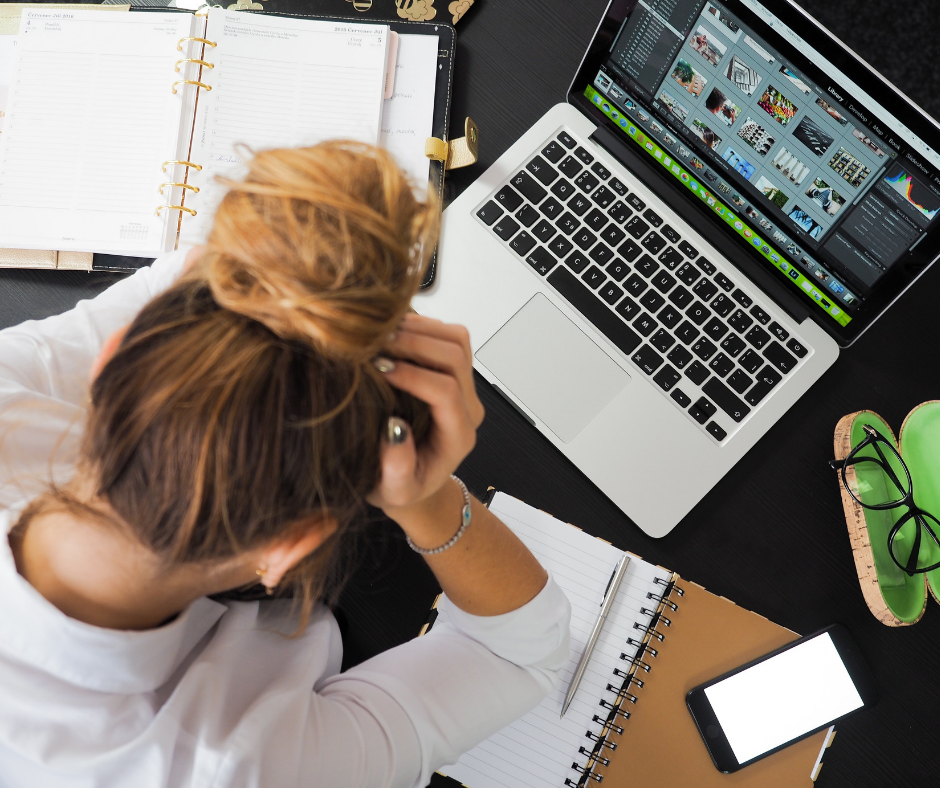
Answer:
[{"left": 2, "top": 2, "right": 939, "bottom": 784}]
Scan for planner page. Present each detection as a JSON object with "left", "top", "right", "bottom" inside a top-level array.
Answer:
[
  {"left": 438, "top": 493, "right": 672, "bottom": 788},
  {"left": 0, "top": 9, "right": 201, "bottom": 255},
  {"left": 181, "top": 9, "right": 388, "bottom": 243}
]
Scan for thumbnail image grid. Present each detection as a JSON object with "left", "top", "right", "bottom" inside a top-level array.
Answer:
[
  {"left": 722, "top": 146, "right": 756, "bottom": 179},
  {"left": 828, "top": 147, "right": 871, "bottom": 188},
  {"left": 788, "top": 205, "right": 823, "bottom": 239},
  {"left": 725, "top": 55, "right": 761, "bottom": 96},
  {"left": 779, "top": 66, "right": 812, "bottom": 95},
  {"left": 691, "top": 117, "right": 722, "bottom": 150},
  {"left": 689, "top": 24, "right": 728, "bottom": 67},
  {"left": 705, "top": 87, "right": 740, "bottom": 127},
  {"left": 671, "top": 58, "right": 707, "bottom": 97},
  {"left": 755, "top": 175, "right": 789, "bottom": 209},
  {"left": 852, "top": 128, "right": 887, "bottom": 158},
  {"left": 805, "top": 178, "right": 846, "bottom": 216},
  {"left": 658, "top": 89, "right": 690, "bottom": 123},
  {"left": 815, "top": 97, "right": 848, "bottom": 126},
  {"left": 706, "top": 3, "right": 741, "bottom": 38},
  {"left": 736, "top": 117, "right": 774, "bottom": 156},
  {"left": 757, "top": 84, "right": 798, "bottom": 126},
  {"left": 772, "top": 147, "right": 810, "bottom": 187},
  {"left": 793, "top": 115, "right": 835, "bottom": 157}
]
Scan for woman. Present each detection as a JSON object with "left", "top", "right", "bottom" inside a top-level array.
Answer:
[{"left": 0, "top": 143, "right": 571, "bottom": 787}]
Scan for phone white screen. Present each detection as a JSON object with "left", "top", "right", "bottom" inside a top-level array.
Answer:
[{"left": 704, "top": 633, "right": 863, "bottom": 764}]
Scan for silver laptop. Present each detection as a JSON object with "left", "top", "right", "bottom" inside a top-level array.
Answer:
[{"left": 415, "top": 0, "right": 940, "bottom": 537}]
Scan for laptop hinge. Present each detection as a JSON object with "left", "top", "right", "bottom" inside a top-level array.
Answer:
[{"left": 589, "top": 125, "right": 810, "bottom": 325}]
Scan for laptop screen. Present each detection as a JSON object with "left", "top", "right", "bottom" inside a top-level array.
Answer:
[{"left": 570, "top": 0, "right": 940, "bottom": 344}]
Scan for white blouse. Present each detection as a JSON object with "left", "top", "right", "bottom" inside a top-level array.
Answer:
[{"left": 0, "top": 250, "right": 572, "bottom": 788}]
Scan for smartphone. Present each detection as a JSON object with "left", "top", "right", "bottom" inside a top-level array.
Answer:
[{"left": 686, "top": 625, "right": 878, "bottom": 773}]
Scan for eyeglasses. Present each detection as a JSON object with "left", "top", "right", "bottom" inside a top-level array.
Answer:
[{"left": 830, "top": 425, "right": 940, "bottom": 575}]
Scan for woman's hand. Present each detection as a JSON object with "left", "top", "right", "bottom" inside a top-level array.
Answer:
[{"left": 368, "top": 313, "right": 484, "bottom": 517}]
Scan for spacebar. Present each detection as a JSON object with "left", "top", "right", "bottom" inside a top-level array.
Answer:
[{"left": 547, "top": 268, "right": 642, "bottom": 356}]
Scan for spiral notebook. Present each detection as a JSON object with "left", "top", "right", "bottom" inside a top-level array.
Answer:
[{"left": 429, "top": 493, "right": 836, "bottom": 788}]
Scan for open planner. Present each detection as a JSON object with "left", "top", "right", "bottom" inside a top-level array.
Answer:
[
  {"left": 0, "top": 6, "right": 447, "bottom": 258},
  {"left": 431, "top": 493, "right": 836, "bottom": 788}
]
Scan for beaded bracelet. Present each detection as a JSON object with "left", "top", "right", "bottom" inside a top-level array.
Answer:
[{"left": 406, "top": 475, "right": 472, "bottom": 555}]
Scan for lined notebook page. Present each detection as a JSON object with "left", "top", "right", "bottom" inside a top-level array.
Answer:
[
  {"left": 181, "top": 9, "right": 388, "bottom": 243},
  {"left": 438, "top": 493, "right": 672, "bottom": 788},
  {"left": 0, "top": 10, "right": 198, "bottom": 254}
]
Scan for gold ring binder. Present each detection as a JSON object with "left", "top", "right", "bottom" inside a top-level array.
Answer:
[
  {"left": 158, "top": 182, "right": 200, "bottom": 196},
  {"left": 175, "top": 58, "right": 215, "bottom": 73},
  {"left": 156, "top": 205, "right": 197, "bottom": 217},
  {"left": 172, "top": 80, "right": 212, "bottom": 95},
  {"left": 162, "top": 160, "right": 203, "bottom": 174},
  {"left": 177, "top": 37, "right": 217, "bottom": 51}
]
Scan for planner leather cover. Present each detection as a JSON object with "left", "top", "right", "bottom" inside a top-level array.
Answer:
[{"left": 594, "top": 581, "right": 830, "bottom": 787}]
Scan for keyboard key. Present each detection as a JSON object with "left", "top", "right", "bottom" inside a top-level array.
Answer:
[
  {"left": 548, "top": 235, "right": 574, "bottom": 258},
  {"left": 689, "top": 397, "right": 717, "bottom": 424},
  {"left": 606, "top": 259, "right": 630, "bottom": 281},
  {"left": 692, "top": 278, "right": 718, "bottom": 301},
  {"left": 631, "top": 345, "right": 664, "bottom": 375},
  {"left": 739, "top": 349, "right": 763, "bottom": 374},
  {"left": 750, "top": 305, "right": 770, "bottom": 325},
  {"left": 710, "top": 293, "right": 735, "bottom": 317},
  {"left": 640, "top": 290, "right": 665, "bottom": 312},
  {"left": 510, "top": 171, "right": 548, "bottom": 204},
  {"left": 599, "top": 281, "right": 624, "bottom": 305},
  {"left": 658, "top": 304, "right": 682, "bottom": 329},
  {"left": 568, "top": 193, "right": 591, "bottom": 216},
  {"left": 727, "top": 369, "right": 752, "bottom": 394},
  {"left": 691, "top": 337, "right": 717, "bottom": 361},
  {"left": 675, "top": 321, "right": 700, "bottom": 345},
  {"left": 714, "top": 272, "right": 734, "bottom": 292},
  {"left": 633, "top": 313, "right": 657, "bottom": 337},
  {"left": 671, "top": 388, "right": 692, "bottom": 407},
  {"left": 732, "top": 288, "right": 753, "bottom": 308},
  {"left": 565, "top": 251, "right": 590, "bottom": 273},
  {"left": 609, "top": 177, "right": 628, "bottom": 196},
  {"left": 651, "top": 271, "right": 676, "bottom": 293},
  {"left": 686, "top": 362, "right": 710, "bottom": 385},
  {"left": 615, "top": 296, "right": 641, "bottom": 321},
  {"left": 525, "top": 246, "right": 556, "bottom": 276},
  {"left": 703, "top": 378, "right": 750, "bottom": 422},
  {"left": 658, "top": 247, "right": 684, "bottom": 269},
  {"left": 762, "top": 341, "right": 798, "bottom": 374},
  {"left": 668, "top": 345, "right": 693, "bottom": 369},
  {"left": 768, "top": 321, "right": 789, "bottom": 342},
  {"left": 493, "top": 216, "right": 520, "bottom": 241},
  {"left": 542, "top": 140, "right": 565, "bottom": 163},
  {"left": 574, "top": 146, "right": 594, "bottom": 165},
  {"left": 685, "top": 301, "right": 712, "bottom": 325},
  {"left": 669, "top": 285, "right": 694, "bottom": 309},
  {"left": 744, "top": 366, "right": 782, "bottom": 405},
  {"left": 728, "top": 309, "right": 753, "bottom": 333},
  {"left": 676, "top": 263, "right": 700, "bottom": 286},
  {"left": 703, "top": 317, "right": 728, "bottom": 340},
  {"left": 624, "top": 273, "right": 648, "bottom": 297},
  {"left": 575, "top": 171, "right": 600, "bottom": 193},
  {"left": 573, "top": 228, "right": 597, "bottom": 250},
  {"left": 709, "top": 353, "right": 734, "bottom": 377},
  {"left": 591, "top": 161, "right": 611, "bottom": 180},
  {"left": 495, "top": 185, "right": 523, "bottom": 212},
  {"left": 695, "top": 257, "right": 716, "bottom": 276},
  {"left": 654, "top": 364, "right": 681, "bottom": 392},
  {"left": 608, "top": 200, "right": 633, "bottom": 224},
  {"left": 643, "top": 208, "right": 663, "bottom": 227},
  {"left": 592, "top": 186, "right": 616, "bottom": 209},
  {"left": 720, "top": 333, "right": 746, "bottom": 357},
  {"left": 600, "top": 225, "right": 626, "bottom": 247},
  {"left": 642, "top": 232, "right": 666, "bottom": 255},
  {"left": 589, "top": 243, "right": 615, "bottom": 265},
  {"left": 516, "top": 204, "right": 540, "bottom": 227},
  {"left": 532, "top": 219, "right": 557, "bottom": 243},
  {"left": 787, "top": 338, "right": 808, "bottom": 358},
  {"left": 547, "top": 268, "right": 642, "bottom": 356},
  {"left": 557, "top": 131, "right": 576, "bottom": 149},
  {"left": 526, "top": 155, "right": 558, "bottom": 185},
  {"left": 650, "top": 329, "right": 676, "bottom": 353},
  {"left": 618, "top": 239, "right": 641, "bottom": 262},
  {"left": 678, "top": 240, "right": 698, "bottom": 259},
  {"left": 635, "top": 255, "right": 660, "bottom": 278},
  {"left": 552, "top": 179, "right": 576, "bottom": 200},
  {"left": 745, "top": 326, "right": 770, "bottom": 349},
  {"left": 559, "top": 155, "right": 582, "bottom": 178},
  {"left": 477, "top": 200, "right": 503, "bottom": 226},
  {"left": 706, "top": 422, "right": 727, "bottom": 441},
  {"left": 660, "top": 224, "right": 680, "bottom": 243},
  {"left": 626, "top": 193, "right": 646, "bottom": 212},
  {"left": 584, "top": 208, "right": 608, "bottom": 231},
  {"left": 556, "top": 212, "right": 580, "bottom": 235},
  {"left": 581, "top": 265, "right": 605, "bottom": 289},
  {"left": 626, "top": 216, "right": 650, "bottom": 239},
  {"left": 540, "top": 196, "right": 563, "bottom": 219},
  {"left": 510, "top": 231, "right": 536, "bottom": 256}
]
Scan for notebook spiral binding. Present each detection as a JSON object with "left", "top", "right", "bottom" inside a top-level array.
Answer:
[{"left": 565, "top": 573, "right": 684, "bottom": 788}]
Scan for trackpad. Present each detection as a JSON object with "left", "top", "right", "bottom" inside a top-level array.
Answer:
[{"left": 476, "top": 293, "right": 631, "bottom": 443}]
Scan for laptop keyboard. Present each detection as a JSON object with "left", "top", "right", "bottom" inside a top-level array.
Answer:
[{"left": 475, "top": 128, "right": 813, "bottom": 444}]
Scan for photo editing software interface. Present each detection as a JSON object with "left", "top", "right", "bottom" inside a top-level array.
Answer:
[{"left": 586, "top": 0, "right": 940, "bottom": 328}]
